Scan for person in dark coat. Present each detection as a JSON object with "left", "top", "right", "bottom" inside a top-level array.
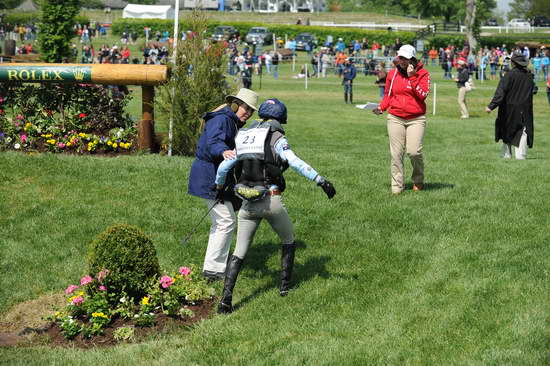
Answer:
[
  {"left": 188, "top": 88, "right": 259, "bottom": 281},
  {"left": 342, "top": 58, "right": 357, "bottom": 104},
  {"left": 486, "top": 53, "right": 536, "bottom": 160}
]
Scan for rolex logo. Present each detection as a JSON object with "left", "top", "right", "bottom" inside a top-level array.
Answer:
[{"left": 73, "top": 68, "right": 85, "bottom": 81}]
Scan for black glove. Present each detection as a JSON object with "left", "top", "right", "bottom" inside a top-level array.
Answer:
[
  {"left": 212, "top": 185, "right": 225, "bottom": 204},
  {"left": 317, "top": 177, "right": 336, "bottom": 199}
]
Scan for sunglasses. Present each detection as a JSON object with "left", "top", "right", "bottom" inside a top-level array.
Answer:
[{"left": 238, "top": 102, "right": 253, "bottom": 114}]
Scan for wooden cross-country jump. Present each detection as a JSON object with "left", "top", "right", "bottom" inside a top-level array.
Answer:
[{"left": 0, "top": 63, "right": 168, "bottom": 151}]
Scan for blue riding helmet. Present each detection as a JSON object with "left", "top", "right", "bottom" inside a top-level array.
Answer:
[{"left": 258, "top": 98, "right": 287, "bottom": 124}]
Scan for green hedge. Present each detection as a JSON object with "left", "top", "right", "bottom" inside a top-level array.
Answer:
[
  {"left": 428, "top": 34, "right": 550, "bottom": 49},
  {"left": 3, "top": 11, "right": 89, "bottom": 25},
  {"left": 111, "top": 19, "right": 416, "bottom": 45}
]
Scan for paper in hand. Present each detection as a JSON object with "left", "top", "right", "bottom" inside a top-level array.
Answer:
[{"left": 355, "top": 102, "right": 379, "bottom": 110}]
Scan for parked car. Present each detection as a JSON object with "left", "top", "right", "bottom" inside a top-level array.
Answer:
[
  {"left": 484, "top": 18, "right": 499, "bottom": 26},
  {"left": 211, "top": 26, "right": 239, "bottom": 42},
  {"left": 295, "top": 32, "right": 318, "bottom": 51},
  {"left": 245, "top": 27, "right": 273, "bottom": 45},
  {"left": 532, "top": 16, "right": 550, "bottom": 27},
  {"left": 507, "top": 19, "right": 530, "bottom": 28}
]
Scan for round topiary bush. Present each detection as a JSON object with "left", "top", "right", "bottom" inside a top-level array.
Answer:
[{"left": 87, "top": 224, "right": 161, "bottom": 301}]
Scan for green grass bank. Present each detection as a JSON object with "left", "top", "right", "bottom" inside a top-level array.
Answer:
[{"left": 1, "top": 61, "right": 549, "bottom": 364}]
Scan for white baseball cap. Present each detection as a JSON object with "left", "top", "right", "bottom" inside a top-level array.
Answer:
[{"left": 397, "top": 44, "right": 416, "bottom": 59}]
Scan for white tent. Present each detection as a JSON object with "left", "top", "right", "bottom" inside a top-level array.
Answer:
[{"left": 122, "top": 4, "right": 175, "bottom": 20}]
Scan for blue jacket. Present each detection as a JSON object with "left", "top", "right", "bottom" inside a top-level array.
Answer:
[
  {"left": 343, "top": 64, "right": 356, "bottom": 82},
  {"left": 188, "top": 106, "right": 239, "bottom": 200}
]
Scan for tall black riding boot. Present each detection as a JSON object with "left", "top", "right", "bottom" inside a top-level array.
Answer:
[
  {"left": 218, "top": 255, "right": 243, "bottom": 314},
  {"left": 344, "top": 92, "right": 348, "bottom": 104},
  {"left": 280, "top": 243, "right": 296, "bottom": 297}
]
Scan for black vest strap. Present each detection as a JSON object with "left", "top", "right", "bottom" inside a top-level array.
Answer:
[{"left": 236, "top": 125, "right": 288, "bottom": 192}]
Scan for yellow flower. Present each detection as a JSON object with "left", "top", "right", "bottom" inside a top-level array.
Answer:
[
  {"left": 55, "top": 311, "right": 61, "bottom": 317},
  {"left": 141, "top": 296, "right": 150, "bottom": 305},
  {"left": 107, "top": 141, "right": 112, "bottom": 146},
  {"left": 78, "top": 133, "right": 86, "bottom": 137},
  {"left": 67, "top": 142, "right": 72, "bottom": 147},
  {"left": 68, "top": 295, "right": 77, "bottom": 303},
  {"left": 92, "top": 312, "right": 108, "bottom": 319},
  {"left": 112, "top": 143, "right": 118, "bottom": 148},
  {"left": 77, "top": 291, "right": 84, "bottom": 296}
]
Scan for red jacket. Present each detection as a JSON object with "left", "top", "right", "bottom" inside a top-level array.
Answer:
[{"left": 379, "top": 63, "right": 430, "bottom": 119}]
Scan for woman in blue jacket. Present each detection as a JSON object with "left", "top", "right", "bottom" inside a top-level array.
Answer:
[{"left": 188, "top": 88, "right": 259, "bottom": 281}]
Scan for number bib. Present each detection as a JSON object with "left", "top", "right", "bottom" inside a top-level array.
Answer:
[{"left": 235, "top": 127, "right": 270, "bottom": 159}]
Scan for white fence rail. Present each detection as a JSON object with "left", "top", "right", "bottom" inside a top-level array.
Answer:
[{"left": 311, "top": 21, "right": 550, "bottom": 34}]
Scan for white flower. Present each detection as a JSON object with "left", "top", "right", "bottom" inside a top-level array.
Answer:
[
  {"left": 6, "top": 137, "right": 12, "bottom": 143},
  {"left": 120, "top": 297, "right": 126, "bottom": 303},
  {"left": 14, "top": 143, "right": 21, "bottom": 149},
  {"left": 134, "top": 314, "right": 139, "bottom": 318}
]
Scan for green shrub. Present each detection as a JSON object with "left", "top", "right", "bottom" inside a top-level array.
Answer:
[
  {"left": 427, "top": 34, "right": 550, "bottom": 50},
  {"left": 87, "top": 225, "right": 161, "bottom": 301},
  {"left": 111, "top": 18, "right": 416, "bottom": 45}
]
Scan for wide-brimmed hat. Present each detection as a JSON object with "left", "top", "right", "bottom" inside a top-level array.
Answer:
[
  {"left": 225, "top": 88, "right": 259, "bottom": 111},
  {"left": 397, "top": 44, "right": 416, "bottom": 59},
  {"left": 511, "top": 53, "right": 528, "bottom": 67}
]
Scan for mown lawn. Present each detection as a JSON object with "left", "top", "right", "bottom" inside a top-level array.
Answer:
[{"left": 1, "top": 60, "right": 549, "bottom": 365}]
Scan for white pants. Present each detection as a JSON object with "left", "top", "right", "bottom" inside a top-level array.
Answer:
[
  {"left": 501, "top": 128, "right": 528, "bottom": 160},
  {"left": 202, "top": 199, "right": 236, "bottom": 274},
  {"left": 233, "top": 195, "right": 294, "bottom": 259}
]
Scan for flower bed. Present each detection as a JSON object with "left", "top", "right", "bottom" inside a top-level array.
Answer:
[
  {"left": 42, "top": 265, "right": 215, "bottom": 346},
  {"left": 0, "top": 83, "right": 136, "bottom": 154}
]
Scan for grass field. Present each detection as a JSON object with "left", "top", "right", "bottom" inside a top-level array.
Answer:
[{"left": 1, "top": 57, "right": 549, "bottom": 364}]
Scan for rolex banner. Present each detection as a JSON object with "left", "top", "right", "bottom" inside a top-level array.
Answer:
[{"left": 0, "top": 66, "right": 92, "bottom": 82}]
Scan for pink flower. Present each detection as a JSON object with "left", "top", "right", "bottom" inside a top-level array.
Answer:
[
  {"left": 99, "top": 285, "right": 107, "bottom": 291},
  {"left": 20, "top": 134, "right": 27, "bottom": 143},
  {"left": 160, "top": 275, "right": 174, "bottom": 288},
  {"left": 179, "top": 266, "right": 192, "bottom": 276},
  {"left": 80, "top": 275, "right": 93, "bottom": 286},
  {"left": 57, "top": 142, "right": 66, "bottom": 149},
  {"left": 97, "top": 269, "right": 110, "bottom": 282},
  {"left": 72, "top": 296, "right": 84, "bottom": 306},
  {"left": 16, "top": 114, "right": 24, "bottom": 120},
  {"left": 65, "top": 284, "right": 79, "bottom": 295}
]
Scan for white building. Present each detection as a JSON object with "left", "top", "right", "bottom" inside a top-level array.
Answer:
[
  {"left": 103, "top": 0, "right": 323, "bottom": 12},
  {"left": 234, "top": 0, "right": 324, "bottom": 12}
]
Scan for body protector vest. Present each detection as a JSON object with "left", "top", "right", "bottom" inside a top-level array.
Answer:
[{"left": 233, "top": 120, "right": 289, "bottom": 201}]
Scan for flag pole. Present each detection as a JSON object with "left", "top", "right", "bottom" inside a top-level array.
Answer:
[{"left": 169, "top": 0, "right": 180, "bottom": 156}]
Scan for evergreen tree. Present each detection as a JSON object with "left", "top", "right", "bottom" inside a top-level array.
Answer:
[{"left": 38, "top": 0, "right": 80, "bottom": 63}]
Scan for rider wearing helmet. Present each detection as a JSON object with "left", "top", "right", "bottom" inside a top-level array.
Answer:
[{"left": 214, "top": 98, "right": 336, "bottom": 313}]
